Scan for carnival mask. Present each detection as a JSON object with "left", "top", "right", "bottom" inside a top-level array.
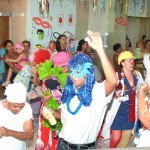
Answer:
[
  {"left": 45, "top": 77, "right": 62, "bottom": 101},
  {"left": 37, "top": 29, "right": 44, "bottom": 40},
  {"left": 69, "top": 63, "right": 92, "bottom": 78}
]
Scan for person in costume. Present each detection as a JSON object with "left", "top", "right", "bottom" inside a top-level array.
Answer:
[
  {"left": 56, "top": 34, "right": 73, "bottom": 57},
  {"left": 136, "top": 82, "right": 150, "bottom": 147},
  {"left": 35, "top": 52, "right": 71, "bottom": 150},
  {"left": 46, "top": 30, "right": 117, "bottom": 150},
  {"left": 2, "top": 42, "right": 29, "bottom": 86},
  {"left": 101, "top": 51, "right": 143, "bottom": 148},
  {"left": 0, "top": 83, "right": 33, "bottom": 150}
]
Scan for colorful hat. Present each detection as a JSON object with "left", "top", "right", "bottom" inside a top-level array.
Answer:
[
  {"left": 15, "top": 42, "right": 24, "bottom": 51},
  {"left": 4, "top": 83, "right": 27, "bottom": 103},
  {"left": 52, "top": 52, "right": 71, "bottom": 67},
  {"left": 118, "top": 51, "right": 136, "bottom": 65}
]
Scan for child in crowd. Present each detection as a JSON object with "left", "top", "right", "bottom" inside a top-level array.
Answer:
[
  {"left": 48, "top": 40, "right": 57, "bottom": 57},
  {"left": 2, "top": 42, "right": 29, "bottom": 86}
]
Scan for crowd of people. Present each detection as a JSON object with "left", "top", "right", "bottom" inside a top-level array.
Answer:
[{"left": 0, "top": 31, "right": 149, "bottom": 150}]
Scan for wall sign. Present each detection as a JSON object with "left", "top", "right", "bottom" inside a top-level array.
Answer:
[
  {"left": 58, "top": 14, "right": 64, "bottom": 26},
  {"left": 68, "top": 14, "right": 73, "bottom": 26}
]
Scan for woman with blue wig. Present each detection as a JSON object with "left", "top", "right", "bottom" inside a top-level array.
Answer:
[{"left": 49, "top": 31, "right": 117, "bottom": 150}]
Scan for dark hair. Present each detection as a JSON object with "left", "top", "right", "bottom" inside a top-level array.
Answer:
[
  {"left": 126, "top": 37, "right": 132, "bottom": 48},
  {"left": 142, "top": 35, "right": 146, "bottom": 41},
  {"left": 76, "top": 39, "right": 87, "bottom": 51},
  {"left": 37, "top": 29, "right": 44, "bottom": 34},
  {"left": 49, "top": 40, "right": 56, "bottom": 44},
  {"left": 22, "top": 40, "right": 30, "bottom": 47},
  {"left": 4, "top": 40, "right": 14, "bottom": 47},
  {"left": 113, "top": 43, "right": 121, "bottom": 52},
  {"left": 56, "top": 34, "right": 66, "bottom": 52},
  {"left": 145, "top": 40, "right": 150, "bottom": 45}
]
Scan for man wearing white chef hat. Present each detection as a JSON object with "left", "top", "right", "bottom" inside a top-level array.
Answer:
[{"left": 0, "top": 82, "right": 33, "bottom": 150}]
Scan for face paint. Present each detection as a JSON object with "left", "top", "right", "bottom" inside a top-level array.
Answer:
[
  {"left": 69, "top": 63, "right": 92, "bottom": 78},
  {"left": 130, "top": 61, "right": 135, "bottom": 66}
]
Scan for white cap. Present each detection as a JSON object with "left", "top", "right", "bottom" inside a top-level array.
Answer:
[{"left": 4, "top": 83, "right": 27, "bottom": 103}]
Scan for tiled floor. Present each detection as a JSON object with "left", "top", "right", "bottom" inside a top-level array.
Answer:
[{"left": 26, "top": 116, "right": 39, "bottom": 150}]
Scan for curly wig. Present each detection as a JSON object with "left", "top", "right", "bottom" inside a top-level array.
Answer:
[
  {"left": 33, "top": 49, "right": 51, "bottom": 64},
  {"left": 61, "top": 53, "right": 95, "bottom": 106}
]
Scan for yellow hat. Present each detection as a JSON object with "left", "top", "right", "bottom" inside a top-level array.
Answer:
[{"left": 118, "top": 51, "right": 136, "bottom": 65}]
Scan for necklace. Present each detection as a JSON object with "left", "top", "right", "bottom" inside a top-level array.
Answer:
[{"left": 66, "top": 98, "right": 83, "bottom": 115}]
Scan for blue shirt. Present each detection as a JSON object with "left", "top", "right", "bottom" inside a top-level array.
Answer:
[{"left": 0, "top": 47, "right": 6, "bottom": 73}]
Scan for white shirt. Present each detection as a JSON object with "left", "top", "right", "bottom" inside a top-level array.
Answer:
[
  {"left": 143, "top": 54, "right": 150, "bottom": 84},
  {"left": 0, "top": 100, "right": 32, "bottom": 150},
  {"left": 136, "top": 130, "right": 150, "bottom": 147},
  {"left": 59, "top": 81, "right": 113, "bottom": 144}
]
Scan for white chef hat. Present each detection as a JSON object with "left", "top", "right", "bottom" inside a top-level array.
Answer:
[{"left": 4, "top": 83, "right": 27, "bottom": 103}]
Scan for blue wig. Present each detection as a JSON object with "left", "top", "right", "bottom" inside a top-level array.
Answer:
[{"left": 61, "top": 53, "right": 95, "bottom": 107}]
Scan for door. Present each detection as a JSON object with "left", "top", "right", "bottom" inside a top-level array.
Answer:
[{"left": 0, "top": 16, "right": 9, "bottom": 46}]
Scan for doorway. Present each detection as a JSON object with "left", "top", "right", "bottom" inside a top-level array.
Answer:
[{"left": 0, "top": 16, "right": 9, "bottom": 46}]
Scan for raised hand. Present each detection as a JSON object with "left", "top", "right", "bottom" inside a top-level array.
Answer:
[
  {"left": 66, "top": 42, "right": 70, "bottom": 49},
  {"left": 85, "top": 30, "right": 103, "bottom": 51}
]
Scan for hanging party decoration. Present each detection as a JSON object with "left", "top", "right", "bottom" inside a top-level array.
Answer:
[
  {"left": 33, "top": 17, "right": 51, "bottom": 28},
  {"left": 38, "top": 0, "right": 50, "bottom": 16},
  {"left": 83, "top": 0, "right": 88, "bottom": 10},
  {"left": 115, "top": 17, "right": 128, "bottom": 27},
  {"left": 37, "top": 29, "right": 44, "bottom": 40},
  {"left": 128, "top": 0, "right": 146, "bottom": 16},
  {"left": 58, "top": 14, "right": 64, "bottom": 26},
  {"left": 36, "top": 0, "right": 146, "bottom": 15},
  {"left": 38, "top": 0, "right": 45, "bottom": 14},
  {"left": 68, "top": 14, "right": 73, "bottom": 26},
  {"left": 125, "top": 0, "right": 128, "bottom": 14},
  {"left": 140, "top": 0, "right": 146, "bottom": 14},
  {"left": 92, "top": 0, "right": 98, "bottom": 12},
  {"left": 53, "top": 32, "right": 61, "bottom": 40},
  {"left": 46, "top": 0, "right": 49, "bottom": 14}
]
